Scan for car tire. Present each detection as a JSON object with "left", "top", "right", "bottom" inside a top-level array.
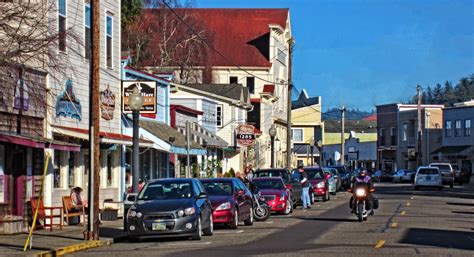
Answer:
[
  {"left": 310, "top": 192, "right": 315, "bottom": 204},
  {"left": 229, "top": 209, "right": 238, "bottom": 229},
  {"left": 128, "top": 236, "right": 140, "bottom": 243},
  {"left": 323, "top": 191, "right": 329, "bottom": 202},
  {"left": 244, "top": 207, "right": 254, "bottom": 226},
  {"left": 438, "top": 187, "right": 443, "bottom": 191},
  {"left": 414, "top": 186, "right": 419, "bottom": 191},
  {"left": 283, "top": 199, "right": 292, "bottom": 215},
  {"left": 203, "top": 214, "right": 213, "bottom": 236},
  {"left": 191, "top": 216, "right": 203, "bottom": 240},
  {"left": 450, "top": 182, "right": 454, "bottom": 188}
]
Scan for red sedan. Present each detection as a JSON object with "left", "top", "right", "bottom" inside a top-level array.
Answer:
[
  {"left": 200, "top": 178, "right": 254, "bottom": 229},
  {"left": 304, "top": 167, "right": 330, "bottom": 202},
  {"left": 252, "top": 177, "right": 292, "bottom": 215}
]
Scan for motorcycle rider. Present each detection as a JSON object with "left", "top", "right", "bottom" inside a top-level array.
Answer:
[{"left": 350, "top": 168, "right": 375, "bottom": 215}]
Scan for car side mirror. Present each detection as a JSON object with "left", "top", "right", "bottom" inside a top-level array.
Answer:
[
  {"left": 126, "top": 194, "right": 137, "bottom": 202},
  {"left": 285, "top": 184, "right": 293, "bottom": 190},
  {"left": 198, "top": 192, "right": 208, "bottom": 199}
]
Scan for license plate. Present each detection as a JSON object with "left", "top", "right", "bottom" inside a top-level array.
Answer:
[
  {"left": 152, "top": 222, "right": 166, "bottom": 231},
  {"left": 426, "top": 176, "right": 431, "bottom": 180}
]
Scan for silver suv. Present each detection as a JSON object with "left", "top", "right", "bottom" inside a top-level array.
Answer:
[{"left": 429, "top": 163, "right": 454, "bottom": 188}]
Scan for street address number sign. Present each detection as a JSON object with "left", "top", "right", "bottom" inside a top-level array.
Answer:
[{"left": 237, "top": 125, "right": 256, "bottom": 146}]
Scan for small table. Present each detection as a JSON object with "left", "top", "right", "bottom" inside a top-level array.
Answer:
[{"left": 43, "top": 206, "right": 63, "bottom": 231}]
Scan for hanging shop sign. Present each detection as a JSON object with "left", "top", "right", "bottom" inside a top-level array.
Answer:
[
  {"left": 236, "top": 124, "right": 256, "bottom": 146},
  {"left": 56, "top": 79, "right": 82, "bottom": 121},
  {"left": 122, "top": 81, "right": 157, "bottom": 114},
  {"left": 100, "top": 84, "right": 116, "bottom": 121}
]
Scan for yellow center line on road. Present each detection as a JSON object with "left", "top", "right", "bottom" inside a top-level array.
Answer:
[
  {"left": 401, "top": 211, "right": 406, "bottom": 216},
  {"left": 375, "top": 240, "right": 386, "bottom": 249},
  {"left": 391, "top": 222, "right": 398, "bottom": 228},
  {"left": 406, "top": 202, "right": 411, "bottom": 206},
  {"left": 410, "top": 196, "right": 414, "bottom": 200}
]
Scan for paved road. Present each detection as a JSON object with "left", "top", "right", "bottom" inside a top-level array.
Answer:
[{"left": 74, "top": 182, "right": 474, "bottom": 257}]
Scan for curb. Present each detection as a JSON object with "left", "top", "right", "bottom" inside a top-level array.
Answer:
[{"left": 35, "top": 239, "right": 113, "bottom": 257}]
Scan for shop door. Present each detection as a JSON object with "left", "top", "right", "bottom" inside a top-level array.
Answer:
[{"left": 11, "top": 150, "right": 26, "bottom": 216}]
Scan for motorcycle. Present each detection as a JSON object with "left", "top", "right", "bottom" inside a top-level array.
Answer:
[
  {"left": 252, "top": 191, "right": 271, "bottom": 222},
  {"left": 348, "top": 182, "right": 376, "bottom": 222}
]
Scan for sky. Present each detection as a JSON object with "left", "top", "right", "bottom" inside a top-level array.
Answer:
[{"left": 197, "top": 0, "right": 474, "bottom": 111}]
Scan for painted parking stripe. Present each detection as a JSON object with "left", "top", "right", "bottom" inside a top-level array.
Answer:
[
  {"left": 264, "top": 221, "right": 274, "bottom": 224},
  {"left": 375, "top": 240, "right": 386, "bottom": 249},
  {"left": 160, "top": 241, "right": 212, "bottom": 247},
  {"left": 391, "top": 222, "right": 398, "bottom": 228},
  {"left": 401, "top": 211, "right": 406, "bottom": 216},
  {"left": 214, "top": 230, "right": 244, "bottom": 234},
  {"left": 406, "top": 202, "right": 411, "bottom": 206}
]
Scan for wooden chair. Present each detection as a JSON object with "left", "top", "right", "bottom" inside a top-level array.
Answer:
[
  {"left": 30, "top": 197, "right": 63, "bottom": 231},
  {"left": 62, "top": 196, "right": 85, "bottom": 226}
]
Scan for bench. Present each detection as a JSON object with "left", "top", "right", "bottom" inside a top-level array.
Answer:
[
  {"left": 62, "top": 196, "right": 85, "bottom": 225},
  {"left": 30, "top": 197, "right": 63, "bottom": 231}
]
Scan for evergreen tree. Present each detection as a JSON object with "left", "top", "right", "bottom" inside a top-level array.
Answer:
[
  {"left": 443, "top": 81, "right": 456, "bottom": 105},
  {"left": 425, "top": 86, "right": 433, "bottom": 104},
  {"left": 432, "top": 83, "right": 443, "bottom": 104},
  {"left": 122, "top": 0, "right": 142, "bottom": 29}
]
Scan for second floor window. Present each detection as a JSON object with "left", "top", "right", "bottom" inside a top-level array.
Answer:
[
  {"left": 291, "top": 129, "right": 303, "bottom": 142},
  {"left": 379, "top": 128, "right": 385, "bottom": 145},
  {"left": 402, "top": 124, "right": 408, "bottom": 141},
  {"left": 84, "top": 4, "right": 91, "bottom": 60},
  {"left": 58, "top": 0, "right": 67, "bottom": 52},
  {"left": 445, "top": 121, "right": 452, "bottom": 137},
  {"left": 246, "top": 77, "right": 255, "bottom": 94},
  {"left": 455, "top": 120, "right": 462, "bottom": 136},
  {"left": 465, "top": 119, "right": 471, "bottom": 136},
  {"left": 106, "top": 14, "right": 113, "bottom": 68},
  {"left": 390, "top": 127, "right": 396, "bottom": 145},
  {"left": 216, "top": 105, "right": 223, "bottom": 127},
  {"left": 229, "top": 76, "right": 238, "bottom": 84}
]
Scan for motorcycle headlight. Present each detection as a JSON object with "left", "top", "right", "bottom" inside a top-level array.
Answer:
[
  {"left": 280, "top": 192, "right": 286, "bottom": 201},
  {"left": 316, "top": 182, "right": 325, "bottom": 188},
  {"left": 355, "top": 188, "right": 366, "bottom": 197},
  {"left": 216, "top": 202, "right": 231, "bottom": 211},
  {"left": 184, "top": 207, "right": 196, "bottom": 215}
]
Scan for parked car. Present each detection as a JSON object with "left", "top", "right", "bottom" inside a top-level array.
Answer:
[
  {"left": 451, "top": 164, "right": 465, "bottom": 185},
  {"left": 252, "top": 177, "right": 293, "bottom": 215},
  {"left": 292, "top": 166, "right": 330, "bottom": 202},
  {"left": 371, "top": 170, "right": 383, "bottom": 182},
  {"left": 327, "top": 165, "right": 350, "bottom": 189},
  {"left": 123, "top": 193, "right": 138, "bottom": 232},
  {"left": 200, "top": 178, "right": 253, "bottom": 229},
  {"left": 326, "top": 167, "right": 342, "bottom": 191},
  {"left": 255, "top": 168, "right": 311, "bottom": 206},
  {"left": 126, "top": 178, "right": 213, "bottom": 241},
  {"left": 414, "top": 167, "right": 443, "bottom": 190},
  {"left": 323, "top": 168, "right": 337, "bottom": 195},
  {"left": 380, "top": 170, "right": 394, "bottom": 182},
  {"left": 429, "top": 163, "right": 454, "bottom": 188},
  {"left": 392, "top": 169, "right": 415, "bottom": 183}
]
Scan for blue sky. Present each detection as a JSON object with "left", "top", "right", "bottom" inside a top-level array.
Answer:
[{"left": 197, "top": 0, "right": 474, "bottom": 111}]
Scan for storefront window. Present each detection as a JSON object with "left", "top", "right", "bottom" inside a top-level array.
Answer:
[
  {"left": 107, "top": 152, "right": 113, "bottom": 186},
  {"left": 53, "top": 152, "right": 61, "bottom": 188},
  {"left": 68, "top": 152, "right": 75, "bottom": 188},
  {"left": 0, "top": 145, "right": 6, "bottom": 203}
]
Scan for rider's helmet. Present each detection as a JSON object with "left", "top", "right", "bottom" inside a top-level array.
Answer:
[{"left": 358, "top": 168, "right": 367, "bottom": 177}]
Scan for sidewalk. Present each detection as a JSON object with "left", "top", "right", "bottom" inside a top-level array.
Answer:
[{"left": 0, "top": 219, "right": 127, "bottom": 256}]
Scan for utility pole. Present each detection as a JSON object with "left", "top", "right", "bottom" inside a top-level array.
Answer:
[
  {"left": 186, "top": 120, "right": 191, "bottom": 177},
  {"left": 416, "top": 85, "right": 422, "bottom": 167},
  {"left": 86, "top": 0, "right": 100, "bottom": 240},
  {"left": 286, "top": 38, "right": 294, "bottom": 169},
  {"left": 340, "top": 107, "right": 346, "bottom": 166}
]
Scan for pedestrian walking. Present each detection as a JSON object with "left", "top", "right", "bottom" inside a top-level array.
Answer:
[
  {"left": 298, "top": 165, "right": 311, "bottom": 209},
  {"left": 244, "top": 165, "right": 253, "bottom": 181}
]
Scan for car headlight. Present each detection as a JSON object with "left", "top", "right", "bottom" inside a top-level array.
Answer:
[
  {"left": 355, "top": 188, "right": 366, "bottom": 197},
  {"left": 316, "top": 182, "right": 325, "bottom": 188},
  {"left": 216, "top": 202, "right": 231, "bottom": 211},
  {"left": 185, "top": 207, "right": 196, "bottom": 215},
  {"left": 128, "top": 209, "right": 137, "bottom": 217},
  {"left": 280, "top": 192, "right": 286, "bottom": 201},
  {"left": 177, "top": 210, "right": 185, "bottom": 217}
]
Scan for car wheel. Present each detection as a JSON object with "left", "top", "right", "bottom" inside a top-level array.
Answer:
[
  {"left": 450, "top": 182, "right": 454, "bottom": 188},
  {"left": 414, "top": 186, "right": 419, "bottom": 191},
  {"left": 283, "top": 199, "right": 292, "bottom": 215},
  {"left": 203, "top": 214, "right": 213, "bottom": 236},
  {"left": 128, "top": 236, "right": 140, "bottom": 243},
  {"left": 438, "top": 187, "right": 443, "bottom": 191},
  {"left": 323, "top": 191, "right": 329, "bottom": 202},
  {"left": 310, "top": 192, "right": 315, "bottom": 204},
  {"left": 191, "top": 216, "right": 203, "bottom": 240},
  {"left": 229, "top": 209, "right": 238, "bottom": 229},
  {"left": 244, "top": 207, "right": 254, "bottom": 226}
]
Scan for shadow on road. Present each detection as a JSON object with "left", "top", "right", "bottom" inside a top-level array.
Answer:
[
  {"left": 297, "top": 217, "right": 358, "bottom": 223},
  {"left": 446, "top": 202, "right": 474, "bottom": 207},
  {"left": 400, "top": 228, "right": 474, "bottom": 251},
  {"left": 452, "top": 211, "right": 474, "bottom": 215},
  {"left": 375, "top": 183, "right": 474, "bottom": 199}
]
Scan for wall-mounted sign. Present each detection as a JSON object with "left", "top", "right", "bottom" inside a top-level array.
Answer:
[
  {"left": 122, "top": 81, "right": 157, "bottom": 114},
  {"left": 56, "top": 79, "right": 82, "bottom": 121},
  {"left": 237, "top": 125, "right": 256, "bottom": 147},
  {"left": 100, "top": 84, "right": 115, "bottom": 120},
  {"left": 13, "top": 79, "right": 29, "bottom": 111}
]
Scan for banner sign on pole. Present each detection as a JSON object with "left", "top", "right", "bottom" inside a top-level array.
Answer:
[{"left": 122, "top": 81, "right": 157, "bottom": 114}]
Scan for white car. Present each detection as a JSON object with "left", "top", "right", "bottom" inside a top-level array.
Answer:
[{"left": 414, "top": 167, "right": 443, "bottom": 190}]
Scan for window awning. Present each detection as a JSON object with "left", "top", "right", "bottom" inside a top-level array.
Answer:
[
  {"left": 176, "top": 123, "right": 228, "bottom": 149},
  {"left": 0, "top": 132, "right": 81, "bottom": 152},
  {"left": 52, "top": 125, "right": 154, "bottom": 148},
  {"left": 292, "top": 143, "right": 320, "bottom": 156},
  {"left": 431, "top": 145, "right": 473, "bottom": 156}
]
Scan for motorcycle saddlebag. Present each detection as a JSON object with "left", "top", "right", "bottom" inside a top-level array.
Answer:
[{"left": 373, "top": 197, "right": 379, "bottom": 209}]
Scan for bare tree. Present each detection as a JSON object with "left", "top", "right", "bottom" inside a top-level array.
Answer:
[{"left": 122, "top": 0, "right": 212, "bottom": 84}]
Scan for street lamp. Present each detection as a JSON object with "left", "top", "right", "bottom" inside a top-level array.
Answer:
[
  {"left": 129, "top": 87, "right": 143, "bottom": 193},
  {"left": 309, "top": 138, "right": 315, "bottom": 166},
  {"left": 316, "top": 139, "right": 323, "bottom": 166},
  {"left": 269, "top": 124, "right": 277, "bottom": 168}
]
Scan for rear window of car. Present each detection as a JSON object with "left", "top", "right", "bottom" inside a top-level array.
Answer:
[
  {"left": 305, "top": 168, "right": 324, "bottom": 179},
  {"left": 201, "top": 182, "right": 233, "bottom": 196},
  {"left": 255, "top": 170, "right": 289, "bottom": 181},
  {"left": 430, "top": 164, "right": 451, "bottom": 171},
  {"left": 418, "top": 169, "right": 439, "bottom": 175},
  {"left": 253, "top": 179, "right": 284, "bottom": 190}
]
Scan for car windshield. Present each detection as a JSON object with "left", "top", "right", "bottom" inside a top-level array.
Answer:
[
  {"left": 305, "top": 169, "right": 324, "bottom": 179},
  {"left": 418, "top": 169, "right": 439, "bottom": 175},
  {"left": 138, "top": 181, "right": 193, "bottom": 200},
  {"left": 253, "top": 179, "right": 284, "bottom": 190},
  {"left": 430, "top": 164, "right": 451, "bottom": 171},
  {"left": 255, "top": 170, "right": 289, "bottom": 181},
  {"left": 202, "top": 182, "right": 233, "bottom": 196}
]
